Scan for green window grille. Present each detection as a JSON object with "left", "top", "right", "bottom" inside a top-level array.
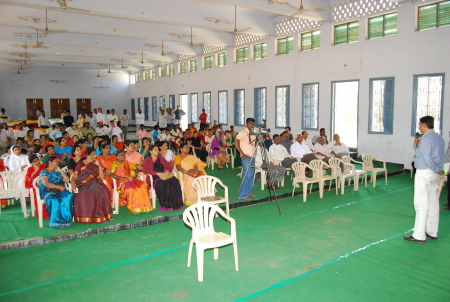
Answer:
[
  {"left": 368, "top": 12, "right": 397, "bottom": 39},
  {"left": 254, "top": 42, "right": 267, "bottom": 60},
  {"left": 418, "top": 1, "right": 450, "bottom": 31},
  {"left": 277, "top": 36, "right": 294, "bottom": 55},
  {"left": 190, "top": 59, "right": 198, "bottom": 72},
  {"left": 301, "top": 30, "right": 320, "bottom": 51},
  {"left": 168, "top": 65, "right": 174, "bottom": 76},
  {"left": 236, "top": 47, "right": 248, "bottom": 63},
  {"left": 150, "top": 69, "right": 156, "bottom": 80},
  {"left": 144, "top": 71, "right": 150, "bottom": 81},
  {"left": 180, "top": 62, "right": 187, "bottom": 74},
  {"left": 160, "top": 66, "right": 166, "bottom": 78},
  {"left": 204, "top": 56, "right": 213, "bottom": 69},
  {"left": 334, "top": 21, "right": 359, "bottom": 45},
  {"left": 136, "top": 73, "right": 142, "bottom": 83},
  {"left": 217, "top": 52, "right": 227, "bottom": 67}
]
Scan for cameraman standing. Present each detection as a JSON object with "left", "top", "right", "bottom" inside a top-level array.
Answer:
[
  {"left": 404, "top": 116, "right": 445, "bottom": 243},
  {"left": 235, "top": 118, "right": 257, "bottom": 200}
]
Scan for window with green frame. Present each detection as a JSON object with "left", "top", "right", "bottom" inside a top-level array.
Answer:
[
  {"left": 150, "top": 69, "right": 156, "bottom": 80},
  {"left": 301, "top": 30, "right": 320, "bottom": 51},
  {"left": 179, "top": 62, "right": 187, "bottom": 74},
  {"left": 418, "top": 0, "right": 450, "bottom": 31},
  {"left": 236, "top": 47, "right": 248, "bottom": 63},
  {"left": 144, "top": 70, "right": 150, "bottom": 81},
  {"left": 368, "top": 12, "right": 397, "bottom": 39},
  {"left": 254, "top": 42, "right": 267, "bottom": 60},
  {"left": 136, "top": 73, "right": 142, "bottom": 83},
  {"left": 204, "top": 56, "right": 213, "bottom": 69},
  {"left": 334, "top": 21, "right": 359, "bottom": 45},
  {"left": 130, "top": 74, "right": 136, "bottom": 84},
  {"left": 277, "top": 36, "right": 294, "bottom": 55},
  {"left": 190, "top": 59, "right": 198, "bottom": 72},
  {"left": 217, "top": 52, "right": 227, "bottom": 67},
  {"left": 160, "top": 66, "right": 167, "bottom": 78},
  {"left": 168, "top": 65, "right": 174, "bottom": 76}
]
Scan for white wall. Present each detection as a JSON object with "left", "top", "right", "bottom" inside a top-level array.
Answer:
[
  {"left": 129, "top": 3, "right": 450, "bottom": 167},
  {"left": 0, "top": 66, "right": 131, "bottom": 119}
]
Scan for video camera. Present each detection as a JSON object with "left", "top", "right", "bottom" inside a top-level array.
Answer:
[{"left": 250, "top": 119, "right": 270, "bottom": 136}]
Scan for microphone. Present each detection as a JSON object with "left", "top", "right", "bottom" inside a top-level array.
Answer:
[{"left": 415, "top": 132, "right": 420, "bottom": 148}]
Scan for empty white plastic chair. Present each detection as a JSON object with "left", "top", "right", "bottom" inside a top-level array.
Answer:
[
  {"left": 291, "top": 161, "right": 324, "bottom": 202},
  {"left": 30, "top": 177, "right": 45, "bottom": 227},
  {"left": 192, "top": 175, "right": 229, "bottom": 216},
  {"left": 329, "top": 157, "right": 366, "bottom": 194},
  {"left": 0, "top": 171, "right": 27, "bottom": 217},
  {"left": 362, "top": 154, "right": 388, "bottom": 188},
  {"left": 309, "top": 160, "right": 339, "bottom": 195},
  {"left": 341, "top": 156, "right": 368, "bottom": 190},
  {"left": 438, "top": 163, "right": 450, "bottom": 197},
  {"left": 139, "top": 174, "right": 157, "bottom": 209},
  {"left": 226, "top": 147, "right": 235, "bottom": 169},
  {"left": 183, "top": 203, "right": 238, "bottom": 282}
]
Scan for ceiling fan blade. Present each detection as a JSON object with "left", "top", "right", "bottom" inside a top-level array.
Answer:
[
  {"left": 234, "top": 27, "right": 251, "bottom": 34},
  {"left": 286, "top": 3, "right": 299, "bottom": 10},
  {"left": 50, "top": 7, "right": 91, "bottom": 13},
  {"left": 56, "top": 0, "right": 68, "bottom": 8}
]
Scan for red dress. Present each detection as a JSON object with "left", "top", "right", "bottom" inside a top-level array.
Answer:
[{"left": 25, "top": 164, "right": 49, "bottom": 219}]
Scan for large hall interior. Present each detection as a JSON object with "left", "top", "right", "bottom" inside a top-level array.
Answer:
[{"left": 0, "top": 0, "right": 449, "bottom": 301}]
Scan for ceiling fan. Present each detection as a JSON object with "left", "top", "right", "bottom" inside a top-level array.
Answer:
[
  {"left": 14, "top": 65, "right": 29, "bottom": 74},
  {"left": 232, "top": 6, "right": 251, "bottom": 35},
  {"left": 48, "top": 0, "right": 90, "bottom": 13},
  {"left": 30, "top": 10, "right": 67, "bottom": 35},
  {"left": 120, "top": 58, "right": 128, "bottom": 69},
  {"left": 94, "top": 69, "right": 106, "bottom": 77},
  {"left": 286, "top": 0, "right": 327, "bottom": 17},
  {"left": 160, "top": 41, "right": 174, "bottom": 56},
  {"left": 104, "top": 64, "right": 118, "bottom": 73},
  {"left": 189, "top": 28, "right": 204, "bottom": 49}
]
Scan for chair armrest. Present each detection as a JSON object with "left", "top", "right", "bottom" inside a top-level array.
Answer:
[{"left": 373, "top": 157, "right": 387, "bottom": 169}]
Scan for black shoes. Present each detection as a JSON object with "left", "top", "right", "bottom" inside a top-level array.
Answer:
[
  {"left": 426, "top": 233, "right": 438, "bottom": 240},
  {"left": 403, "top": 236, "right": 426, "bottom": 243}
]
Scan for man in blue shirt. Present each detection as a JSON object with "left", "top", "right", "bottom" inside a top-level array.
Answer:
[
  {"left": 404, "top": 116, "right": 445, "bottom": 243},
  {"left": 49, "top": 124, "right": 66, "bottom": 140}
]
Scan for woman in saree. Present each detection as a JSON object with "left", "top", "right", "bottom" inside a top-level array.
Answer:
[
  {"left": 225, "top": 130, "right": 241, "bottom": 167},
  {"left": 143, "top": 145, "right": 183, "bottom": 211},
  {"left": 96, "top": 143, "right": 116, "bottom": 203},
  {"left": 159, "top": 141, "right": 175, "bottom": 164},
  {"left": 71, "top": 147, "right": 113, "bottom": 223},
  {"left": 110, "top": 150, "right": 153, "bottom": 214},
  {"left": 25, "top": 154, "right": 48, "bottom": 219},
  {"left": 67, "top": 143, "right": 85, "bottom": 176},
  {"left": 174, "top": 143, "right": 207, "bottom": 206},
  {"left": 139, "top": 137, "right": 151, "bottom": 159},
  {"left": 210, "top": 131, "right": 230, "bottom": 170},
  {"left": 38, "top": 156, "right": 73, "bottom": 227},
  {"left": 111, "top": 135, "right": 123, "bottom": 153},
  {"left": 124, "top": 140, "right": 144, "bottom": 166}
]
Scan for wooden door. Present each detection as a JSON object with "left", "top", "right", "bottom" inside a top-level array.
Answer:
[
  {"left": 76, "top": 98, "right": 91, "bottom": 116},
  {"left": 50, "top": 99, "right": 70, "bottom": 118},
  {"left": 26, "top": 99, "right": 43, "bottom": 120}
]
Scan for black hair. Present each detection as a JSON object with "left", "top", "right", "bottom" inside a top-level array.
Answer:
[
  {"left": 27, "top": 130, "right": 34, "bottom": 136},
  {"left": 45, "top": 145, "right": 54, "bottom": 153},
  {"left": 46, "top": 156, "right": 58, "bottom": 167},
  {"left": 285, "top": 126, "right": 291, "bottom": 131},
  {"left": 72, "top": 143, "right": 83, "bottom": 156},
  {"left": 320, "top": 128, "right": 325, "bottom": 132},
  {"left": 34, "top": 145, "right": 44, "bottom": 154},
  {"left": 419, "top": 116, "right": 434, "bottom": 129},
  {"left": 40, "top": 134, "right": 47, "bottom": 139},
  {"left": 28, "top": 154, "right": 39, "bottom": 163},
  {"left": 273, "top": 134, "right": 280, "bottom": 140},
  {"left": 246, "top": 118, "right": 255, "bottom": 124},
  {"left": 179, "top": 142, "right": 189, "bottom": 150},
  {"left": 85, "top": 147, "right": 96, "bottom": 156}
]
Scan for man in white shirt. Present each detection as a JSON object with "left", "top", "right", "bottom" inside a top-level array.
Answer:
[
  {"left": 61, "top": 108, "right": 68, "bottom": 119},
  {"left": 67, "top": 123, "right": 82, "bottom": 138},
  {"left": 38, "top": 111, "right": 50, "bottom": 128},
  {"left": 302, "top": 131, "right": 314, "bottom": 151},
  {"left": 312, "top": 128, "right": 329, "bottom": 145},
  {"left": 170, "top": 124, "right": 182, "bottom": 143},
  {"left": 76, "top": 113, "right": 87, "bottom": 129},
  {"left": 95, "top": 121, "right": 110, "bottom": 143},
  {"left": 313, "top": 137, "right": 332, "bottom": 162},
  {"left": 165, "top": 108, "right": 176, "bottom": 129},
  {"left": 291, "top": 134, "right": 319, "bottom": 164},
  {"left": 108, "top": 120, "right": 123, "bottom": 142},
  {"left": 0, "top": 128, "right": 9, "bottom": 154},
  {"left": 120, "top": 109, "right": 129, "bottom": 140},
  {"left": 107, "top": 109, "right": 119, "bottom": 126},
  {"left": 77, "top": 109, "right": 85, "bottom": 120},
  {"left": 13, "top": 123, "right": 27, "bottom": 141},
  {"left": 86, "top": 112, "right": 97, "bottom": 127},
  {"left": 157, "top": 107, "right": 167, "bottom": 130},
  {"left": 135, "top": 108, "right": 145, "bottom": 135},
  {"left": 96, "top": 107, "right": 106, "bottom": 125},
  {"left": 268, "top": 134, "right": 297, "bottom": 168},
  {"left": 46, "top": 123, "right": 56, "bottom": 136},
  {"left": 161, "top": 128, "right": 171, "bottom": 143},
  {"left": 1, "top": 123, "right": 14, "bottom": 145},
  {"left": 327, "top": 134, "right": 349, "bottom": 158}
]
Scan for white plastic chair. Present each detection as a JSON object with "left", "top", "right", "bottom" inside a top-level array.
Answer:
[
  {"left": 0, "top": 171, "right": 27, "bottom": 217},
  {"left": 438, "top": 163, "right": 450, "bottom": 197},
  {"left": 253, "top": 166, "right": 267, "bottom": 190},
  {"left": 139, "top": 174, "right": 158, "bottom": 209},
  {"left": 291, "top": 161, "right": 324, "bottom": 202},
  {"left": 226, "top": 147, "right": 235, "bottom": 169},
  {"left": 329, "top": 157, "right": 367, "bottom": 194},
  {"left": 309, "top": 159, "right": 338, "bottom": 195},
  {"left": 174, "top": 169, "right": 185, "bottom": 202},
  {"left": 30, "top": 177, "right": 45, "bottom": 227},
  {"left": 183, "top": 203, "right": 238, "bottom": 282},
  {"left": 192, "top": 175, "right": 229, "bottom": 216},
  {"left": 362, "top": 154, "right": 388, "bottom": 188},
  {"left": 111, "top": 178, "right": 120, "bottom": 214},
  {"left": 341, "top": 156, "right": 368, "bottom": 190}
]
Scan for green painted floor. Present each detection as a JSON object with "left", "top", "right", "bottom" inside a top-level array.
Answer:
[{"left": 1, "top": 173, "right": 449, "bottom": 301}]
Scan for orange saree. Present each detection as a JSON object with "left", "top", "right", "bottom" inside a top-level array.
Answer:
[{"left": 97, "top": 154, "right": 116, "bottom": 204}]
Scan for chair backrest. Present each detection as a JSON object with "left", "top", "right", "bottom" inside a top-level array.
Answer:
[
  {"left": 291, "top": 161, "right": 308, "bottom": 178},
  {"left": 183, "top": 203, "right": 226, "bottom": 235},
  {"left": 340, "top": 156, "right": 354, "bottom": 174},
  {"left": 192, "top": 175, "right": 225, "bottom": 198},
  {"left": 0, "top": 171, "right": 24, "bottom": 191},
  {"left": 32, "top": 177, "right": 42, "bottom": 201},
  {"left": 362, "top": 154, "right": 374, "bottom": 169}
]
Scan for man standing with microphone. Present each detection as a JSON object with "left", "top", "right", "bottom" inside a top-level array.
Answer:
[
  {"left": 235, "top": 118, "right": 257, "bottom": 201},
  {"left": 404, "top": 116, "right": 445, "bottom": 243}
]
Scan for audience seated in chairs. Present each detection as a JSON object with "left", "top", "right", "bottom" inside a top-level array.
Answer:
[
  {"left": 269, "top": 134, "right": 297, "bottom": 169},
  {"left": 328, "top": 134, "right": 349, "bottom": 158},
  {"left": 210, "top": 131, "right": 230, "bottom": 170},
  {"left": 140, "top": 137, "right": 152, "bottom": 159},
  {"left": 26, "top": 154, "right": 48, "bottom": 219},
  {"left": 313, "top": 137, "right": 332, "bottom": 162},
  {"left": 143, "top": 145, "right": 184, "bottom": 211},
  {"left": 190, "top": 131, "right": 208, "bottom": 162},
  {"left": 159, "top": 141, "right": 176, "bottom": 164}
]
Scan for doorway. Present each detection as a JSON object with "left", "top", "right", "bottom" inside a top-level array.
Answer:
[
  {"left": 76, "top": 99, "right": 91, "bottom": 117},
  {"left": 179, "top": 94, "right": 189, "bottom": 130},
  {"left": 26, "top": 99, "right": 43, "bottom": 120},
  {"left": 50, "top": 99, "right": 70, "bottom": 119},
  {"left": 331, "top": 81, "right": 359, "bottom": 148}
]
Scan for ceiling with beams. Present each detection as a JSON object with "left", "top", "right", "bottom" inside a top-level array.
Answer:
[{"left": 0, "top": 0, "right": 404, "bottom": 73}]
